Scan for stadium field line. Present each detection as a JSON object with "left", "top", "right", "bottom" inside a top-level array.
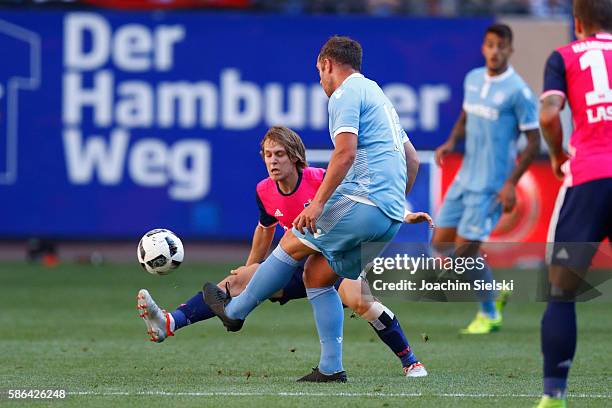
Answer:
[{"left": 69, "top": 391, "right": 612, "bottom": 399}]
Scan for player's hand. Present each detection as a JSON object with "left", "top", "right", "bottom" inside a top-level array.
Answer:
[
  {"left": 434, "top": 141, "right": 455, "bottom": 167},
  {"left": 293, "top": 202, "right": 324, "bottom": 235},
  {"left": 404, "top": 212, "right": 435, "bottom": 229},
  {"left": 229, "top": 265, "right": 248, "bottom": 275},
  {"left": 497, "top": 182, "right": 516, "bottom": 213},
  {"left": 550, "top": 150, "right": 569, "bottom": 180}
]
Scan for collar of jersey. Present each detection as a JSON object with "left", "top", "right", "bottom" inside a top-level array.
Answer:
[
  {"left": 339, "top": 72, "right": 364, "bottom": 88},
  {"left": 484, "top": 66, "right": 514, "bottom": 83},
  {"left": 276, "top": 170, "right": 303, "bottom": 196},
  {"left": 595, "top": 32, "right": 612, "bottom": 40}
]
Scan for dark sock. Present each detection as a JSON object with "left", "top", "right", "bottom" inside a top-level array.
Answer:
[
  {"left": 541, "top": 301, "right": 576, "bottom": 398},
  {"left": 171, "top": 291, "right": 216, "bottom": 331},
  {"left": 368, "top": 306, "right": 417, "bottom": 367}
]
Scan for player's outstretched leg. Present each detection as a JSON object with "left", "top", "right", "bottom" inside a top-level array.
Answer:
[
  {"left": 337, "top": 278, "right": 427, "bottom": 377},
  {"left": 137, "top": 265, "right": 260, "bottom": 340},
  {"left": 203, "top": 244, "right": 307, "bottom": 331},
  {"left": 137, "top": 289, "right": 173, "bottom": 343}
]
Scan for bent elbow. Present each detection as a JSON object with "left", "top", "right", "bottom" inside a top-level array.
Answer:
[{"left": 539, "top": 109, "right": 558, "bottom": 130}]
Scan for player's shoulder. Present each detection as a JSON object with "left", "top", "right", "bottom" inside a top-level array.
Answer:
[
  {"left": 335, "top": 74, "right": 366, "bottom": 96},
  {"left": 553, "top": 35, "right": 612, "bottom": 57},
  {"left": 466, "top": 67, "right": 486, "bottom": 82},
  {"left": 256, "top": 177, "right": 276, "bottom": 196},
  {"left": 508, "top": 69, "right": 530, "bottom": 88},
  {"left": 302, "top": 167, "right": 326, "bottom": 183}
]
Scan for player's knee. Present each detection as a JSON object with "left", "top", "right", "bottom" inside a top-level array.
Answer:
[
  {"left": 226, "top": 274, "right": 248, "bottom": 296},
  {"left": 302, "top": 267, "right": 316, "bottom": 288},
  {"left": 280, "top": 231, "right": 316, "bottom": 260},
  {"left": 351, "top": 296, "right": 371, "bottom": 316}
]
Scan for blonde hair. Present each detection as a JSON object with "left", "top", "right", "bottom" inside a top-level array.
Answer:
[{"left": 260, "top": 126, "right": 308, "bottom": 171}]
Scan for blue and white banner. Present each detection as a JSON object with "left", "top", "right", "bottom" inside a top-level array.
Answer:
[{"left": 0, "top": 11, "right": 491, "bottom": 239}]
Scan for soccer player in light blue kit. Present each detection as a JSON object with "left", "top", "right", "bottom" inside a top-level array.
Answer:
[
  {"left": 433, "top": 24, "right": 541, "bottom": 334},
  {"left": 202, "top": 36, "right": 419, "bottom": 381}
]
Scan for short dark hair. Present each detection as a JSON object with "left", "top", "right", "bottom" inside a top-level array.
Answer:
[
  {"left": 318, "top": 36, "right": 362, "bottom": 71},
  {"left": 485, "top": 23, "right": 513, "bottom": 44},
  {"left": 260, "top": 126, "right": 308, "bottom": 171},
  {"left": 574, "top": 0, "right": 612, "bottom": 32}
]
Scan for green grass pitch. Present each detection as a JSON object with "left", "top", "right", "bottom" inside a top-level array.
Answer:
[{"left": 0, "top": 262, "right": 610, "bottom": 407}]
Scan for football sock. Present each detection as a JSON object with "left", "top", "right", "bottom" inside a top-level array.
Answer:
[
  {"left": 171, "top": 291, "right": 216, "bottom": 331},
  {"left": 362, "top": 302, "right": 417, "bottom": 367},
  {"left": 466, "top": 260, "right": 497, "bottom": 318},
  {"left": 307, "top": 286, "right": 344, "bottom": 375},
  {"left": 225, "top": 245, "right": 300, "bottom": 320},
  {"left": 541, "top": 300, "right": 576, "bottom": 398}
]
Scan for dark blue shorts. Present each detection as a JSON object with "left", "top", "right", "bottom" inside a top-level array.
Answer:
[
  {"left": 271, "top": 266, "right": 344, "bottom": 305},
  {"left": 548, "top": 178, "right": 612, "bottom": 269}
]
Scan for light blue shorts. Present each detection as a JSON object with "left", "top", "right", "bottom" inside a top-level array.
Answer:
[
  {"left": 293, "top": 193, "right": 401, "bottom": 280},
  {"left": 436, "top": 181, "right": 502, "bottom": 242}
]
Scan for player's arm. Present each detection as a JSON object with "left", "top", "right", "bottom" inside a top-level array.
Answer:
[
  {"left": 435, "top": 110, "right": 466, "bottom": 166},
  {"left": 294, "top": 132, "right": 357, "bottom": 234},
  {"left": 245, "top": 225, "right": 275, "bottom": 266},
  {"left": 539, "top": 50, "right": 569, "bottom": 180},
  {"left": 294, "top": 86, "right": 360, "bottom": 234},
  {"left": 498, "top": 83, "right": 542, "bottom": 212},
  {"left": 507, "top": 129, "right": 541, "bottom": 186},
  {"left": 404, "top": 137, "right": 419, "bottom": 195},
  {"left": 540, "top": 95, "right": 567, "bottom": 180},
  {"left": 245, "top": 192, "right": 278, "bottom": 265},
  {"left": 498, "top": 128, "right": 540, "bottom": 212}
]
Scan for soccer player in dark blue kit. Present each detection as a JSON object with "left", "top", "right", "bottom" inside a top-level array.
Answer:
[{"left": 537, "top": 1, "right": 612, "bottom": 406}]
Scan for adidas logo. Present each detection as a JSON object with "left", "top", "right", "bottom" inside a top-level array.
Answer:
[
  {"left": 557, "top": 359, "right": 572, "bottom": 368},
  {"left": 274, "top": 209, "right": 284, "bottom": 217},
  {"left": 556, "top": 247, "right": 569, "bottom": 260}
]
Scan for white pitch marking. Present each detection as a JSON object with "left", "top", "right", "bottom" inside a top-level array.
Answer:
[{"left": 68, "top": 390, "right": 612, "bottom": 399}]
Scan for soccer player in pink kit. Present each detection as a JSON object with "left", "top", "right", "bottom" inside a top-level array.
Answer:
[
  {"left": 138, "top": 126, "right": 432, "bottom": 377},
  {"left": 538, "top": 1, "right": 612, "bottom": 406}
]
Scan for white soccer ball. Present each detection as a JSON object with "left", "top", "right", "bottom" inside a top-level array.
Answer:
[{"left": 137, "top": 229, "right": 184, "bottom": 275}]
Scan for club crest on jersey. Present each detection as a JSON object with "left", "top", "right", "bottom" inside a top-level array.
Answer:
[
  {"left": 492, "top": 91, "right": 506, "bottom": 105},
  {"left": 304, "top": 199, "right": 312, "bottom": 208}
]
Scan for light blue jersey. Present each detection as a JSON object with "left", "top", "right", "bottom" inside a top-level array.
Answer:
[
  {"left": 328, "top": 73, "right": 408, "bottom": 222},
  {"left": 459, "top": 66, "right": 538, "bottom": 193},
  {"left": 437, "top": 66, "right": 538, "bottom": 241}
]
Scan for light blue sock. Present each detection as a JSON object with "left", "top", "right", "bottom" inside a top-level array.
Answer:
[
  {"left": 476, "top": 262, "right": 497, "bottom": 318},
  {"left": 307, "top": 286, "right": 344, "bottom": 375},
  {"left": 225, "top": 245, "right": 300, "bottom": 320}
]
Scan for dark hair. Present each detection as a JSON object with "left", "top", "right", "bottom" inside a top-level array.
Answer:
[
  {"left": 260, "top": 126, "right": 308, "bottom": 171},
  {"left": 574, "top": 0, "right": 612, "bottom": 32},
  {"left": 318, "top": 36, "right": 362, "bottom": 71},
  {"left": 485, "top": 23, "right": 513, "bottom": 44}
]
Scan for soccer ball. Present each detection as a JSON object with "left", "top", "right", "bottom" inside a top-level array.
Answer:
[{"left": 137, "top": 229, "right": 184, "bottom": 275}]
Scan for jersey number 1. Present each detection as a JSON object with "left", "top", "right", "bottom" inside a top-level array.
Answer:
[{"left": 580, "top": 49, "right": 612, "bottom": 106}]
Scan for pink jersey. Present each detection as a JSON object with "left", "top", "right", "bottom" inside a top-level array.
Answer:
[
  {"left": 256, "top": 167, "right": 325, "bottom": 230},
  {"left": 542, "top": 33, "right": 612, "bottom": 186}
]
